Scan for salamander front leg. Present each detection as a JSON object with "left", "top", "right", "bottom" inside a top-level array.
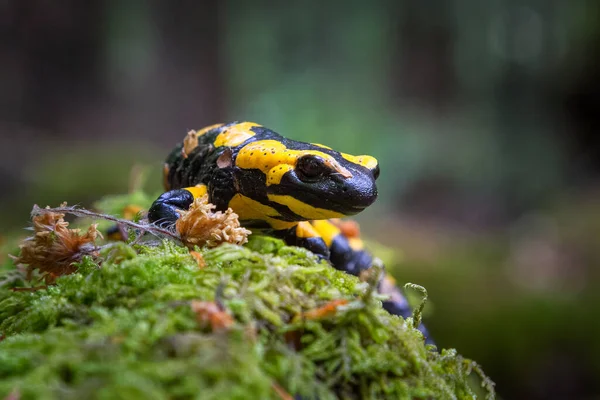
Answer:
[
  {"left": 148, "top": 188, "right": 202, "bottom": 226},
  {"left": 277, "top": 221, "right": 330, "bottom": 260}
]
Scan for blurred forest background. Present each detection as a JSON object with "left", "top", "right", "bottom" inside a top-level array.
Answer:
[{"left": 1, "top": 1, "right": 599, "bottom": 399}]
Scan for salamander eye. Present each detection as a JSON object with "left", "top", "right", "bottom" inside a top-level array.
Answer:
[{"left": 297, "top": 155, "right": 327, "bottom": 181}]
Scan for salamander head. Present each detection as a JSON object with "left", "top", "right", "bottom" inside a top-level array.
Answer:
[{"left": 232, "top": 130, "right": 379, "bottom": 221}]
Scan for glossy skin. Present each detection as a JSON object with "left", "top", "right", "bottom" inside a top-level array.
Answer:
[{"left": 149, "top": 122, "right": 432, "bottom": 343}]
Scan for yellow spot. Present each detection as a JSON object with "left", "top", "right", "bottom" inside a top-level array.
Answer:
[
  {"left": 123, "top": 204, "right": 143, "bottom": 220},
  {"left": 341, "top": 153, "right": 378, "bottom": 170},
  {"left": 185, "top": 185, "right": 208, "bottom": 199},
  {"left": 107, "top": 228, "right": 126, "bottom": 242},
  {"left": 348, "top": 237, "right": 364, "bottom": 251},
  {"left": 267, "top": 194, "right": 344, "bottom": 220},
  {"left": 237, "top": 140, "right": 352, "bottom": 185},
  {"left": 311, "top": 143, "right": 332, "bottom": 150},
  {"left": 384, "top": 274, "right": 396, "bottom": 286},
  {"left": 214, "top": 122, "right": 260, "bottom": 147},
  {"left": 310, "top": 220, "right": 341, "bottom": 247},
  {"left": 295, "top": 221, "right": 320, "bottom": 239},
  {"left": 228, "top": 194, "right": 296, "bottom": 230},
  {"left": 195, "top": 123, "right": 224, "bottom": 137},
  {"left": 267, "top": 164, "right": 295, "bottom": 185}
]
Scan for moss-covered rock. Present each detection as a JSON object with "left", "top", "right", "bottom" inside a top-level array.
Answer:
[{"left": 0, "top": 195, "right": 494, "bottom": 400}]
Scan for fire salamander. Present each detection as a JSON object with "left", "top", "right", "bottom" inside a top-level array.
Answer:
[{"left": 149, "top": 121, "right": 431, "bottom": 343}]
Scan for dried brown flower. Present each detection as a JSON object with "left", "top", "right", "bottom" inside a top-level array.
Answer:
[
  {"left": 13, "top": 204, "right": 102, "bottom": 283},
  {"left": 176, "top": 195, "right": 251, "bottom": 249}
]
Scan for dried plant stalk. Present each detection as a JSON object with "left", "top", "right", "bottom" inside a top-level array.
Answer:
[{"left": 30, "top": 205, "right": 180, "bottom": 242}]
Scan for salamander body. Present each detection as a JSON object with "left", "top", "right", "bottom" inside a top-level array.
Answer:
[{"left": 148, "top": 121, "right": 431, "bottom": 342}]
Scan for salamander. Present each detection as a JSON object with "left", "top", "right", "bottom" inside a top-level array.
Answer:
[{"left": 148, "top": 121, "right": 432, "bottom": 343}]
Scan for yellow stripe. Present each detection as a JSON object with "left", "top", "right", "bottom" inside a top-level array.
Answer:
[
  {"left": 236, "top": 140, "right": 351, "bottom": 186},
  {"left": 228, "top": 193, "right": 296, "bottom": 230},
  {"left": 184, "top": 185, "right": 208, "bottom": 199},
  {"left": 310, "top": 220, "right": 341, "bottom": 247},
  {"left": 348, "top": 237, "right": 364, "bottom": 251},
  {"left": 311, "top": 143, "right": 332, "bottom": 150},
  {"left": 267, "top": 194, "right": 344, "bottom": 220},
  {"left": 340, "top": 153, "right": 378, "bottom": 169},
  {"left": 196, "top": 123, "right": 225, "bottom": 137},
  {"left": 295, "top": 221, "right": 320, "bottom": 239},
  {"left": 214, "top": 122, "right": 260, "bottom": 147}
]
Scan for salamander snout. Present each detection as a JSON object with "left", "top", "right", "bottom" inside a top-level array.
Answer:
[{"left": 338, "top": 165, "right": 378, "bottom": 214}]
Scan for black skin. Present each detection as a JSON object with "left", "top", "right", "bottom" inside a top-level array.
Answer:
[
  {"left": 279, "top": 228, "right": 331, "bottom": 260},
  {"left": 148, "top": 189, "right": 195, "bottom": 226},
  {"left": 329, "top": 234, "right": 373, "bottom": 276},
  {"left": 148, "top": 122, "right": 434, "bottom": 345}
]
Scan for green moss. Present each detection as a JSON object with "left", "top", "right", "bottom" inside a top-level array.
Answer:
[{"left": 0, "top": 195, "right": 494, "bottom": 400}]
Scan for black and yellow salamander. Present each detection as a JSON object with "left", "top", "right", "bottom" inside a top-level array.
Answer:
[{"left": 148, "top": 121, "right": 431, "bottom": 343}]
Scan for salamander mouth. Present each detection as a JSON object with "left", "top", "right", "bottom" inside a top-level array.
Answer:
[
  {"left": 326, "top": 198, "right": 373, "bottom": 216},
  {"left": 268, "top": 172, "right": 377, "bottom": 216},
  {"left": 296, "top": 182, "right": 378, "bottom": 215},
  {"left": 341, "top": 204, "right": 370, "bottom": 215}
]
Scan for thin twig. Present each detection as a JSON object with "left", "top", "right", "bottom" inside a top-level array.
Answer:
[{"left": 31, "top": 205, "right": 181, "bottom": 242}]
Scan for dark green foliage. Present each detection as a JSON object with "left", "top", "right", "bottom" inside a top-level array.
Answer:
[{"left": 0, "top": 202, "right": 494, "bottom": 399}]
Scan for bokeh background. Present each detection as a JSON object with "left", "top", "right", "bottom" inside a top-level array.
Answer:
[{"left": 1, "top": 1, "right": 599, "bottom": 399}]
